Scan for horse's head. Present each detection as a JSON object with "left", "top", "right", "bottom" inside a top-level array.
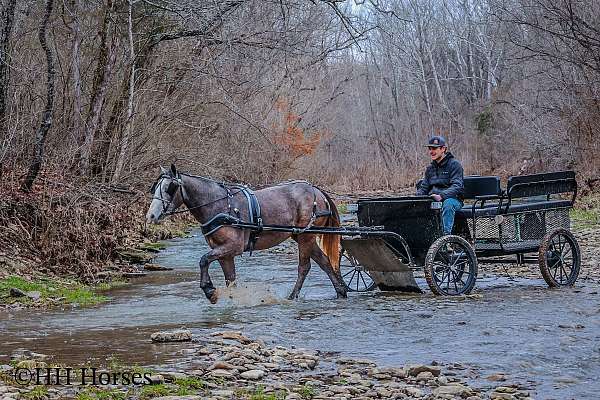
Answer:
[{"left": 146, "top": 164, "right": 185, "bottom": 224}]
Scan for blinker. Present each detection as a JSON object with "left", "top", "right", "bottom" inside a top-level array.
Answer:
[
  {"left": 166, "top": 181, "right": 179, "bottom": 196},
  {"left": 149, "top": 182, "right": 157, "bottom": 194}
]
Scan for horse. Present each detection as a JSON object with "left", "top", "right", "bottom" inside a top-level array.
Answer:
[{"left": 145, "top": 164, "right": 348, "bottom": 303}]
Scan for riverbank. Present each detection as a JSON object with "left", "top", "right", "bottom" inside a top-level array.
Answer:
[
  {"left": 0, "top": 171, "right": 195, "bottom": 309},
  {"left": 0, "top": 330, "right": 532, "bottom": 400}
]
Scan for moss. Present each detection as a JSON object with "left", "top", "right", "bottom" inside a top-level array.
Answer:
[
  {"left": 175, "top": 376, "right": 206, "bottom": 391},
  {"left": 23, "top": 386, "right": 48, "bottom": 400},
  {"left": 298, "top": 383, "right": 316, "bottom": 399},
  {"left": 95, "top": 279, "right": 129, "bottom": 291},
  {"left": 76, "top": 387, "right": 128, "bottom": 400},
  {"left": 139, "top": 384, "right": 171, "bottom": 399},
  {"left": 0, "top": 276, "right": 108, "bottom": 307},
  {"left": 138, "top": 242, "right": 167, "bottom": 252}
]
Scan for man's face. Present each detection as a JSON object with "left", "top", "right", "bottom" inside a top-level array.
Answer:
[{"left": 428, "top": 146, "right": 446, "bottom": 162}]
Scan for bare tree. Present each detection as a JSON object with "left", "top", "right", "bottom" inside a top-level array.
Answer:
[
  {"left": 0, "top": 0, "right": 18, "bottom": 139},
  {"left": 21, "top": 0, "right": 56, "bottom": 191}
]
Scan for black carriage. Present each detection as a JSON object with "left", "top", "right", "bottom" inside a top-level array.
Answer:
[{"left": 340, "top": 170, "right": 581, "bottom": 295}]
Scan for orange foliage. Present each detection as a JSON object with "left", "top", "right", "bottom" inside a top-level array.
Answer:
[{"left": 271, "top": 99, "right": 324, "bottom": 159}]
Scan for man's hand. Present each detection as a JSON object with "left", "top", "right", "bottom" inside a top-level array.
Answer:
[{"left": 431, "top": 194, "right": 442, "bottom": 202}]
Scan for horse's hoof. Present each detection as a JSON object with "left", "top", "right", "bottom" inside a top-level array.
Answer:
[{"left": 209, "top": 293, "right": 219, "bottom": 304}]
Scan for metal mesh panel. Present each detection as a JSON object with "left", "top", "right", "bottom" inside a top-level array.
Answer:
[{"left": 469, "top": 208, "right": 570, "bottom": 250}]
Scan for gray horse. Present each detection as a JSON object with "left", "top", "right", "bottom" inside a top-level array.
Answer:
[{"left": 146, "top": 165, "right": 347, "bottom": 303}]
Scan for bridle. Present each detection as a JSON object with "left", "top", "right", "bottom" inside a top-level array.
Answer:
[
  {"left": 149, "top": 173, "right": 183, "bottom": 215},
  {"left": 149, "top": 173, "right": 243, "bottom": 217}
]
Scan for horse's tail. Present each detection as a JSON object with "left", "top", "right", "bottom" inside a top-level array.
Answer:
[{"left": 319, "top": 189, "right": 341, "bottom": 274}]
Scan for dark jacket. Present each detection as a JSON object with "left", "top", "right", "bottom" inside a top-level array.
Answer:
[{"left": 416, "top": 152, "right": 464, "bottom": 201}]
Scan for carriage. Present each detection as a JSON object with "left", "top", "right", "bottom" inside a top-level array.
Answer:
[{"left": 339, "top": 170, "right": 581, "bottom": 295}]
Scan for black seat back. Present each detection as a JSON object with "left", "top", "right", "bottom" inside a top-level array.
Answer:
[
  {"left": 507, "top": 170, "right": 576, "bottom": 199},
  {"left": 463, "top": 176, "right": 501, "bottom": 200}
]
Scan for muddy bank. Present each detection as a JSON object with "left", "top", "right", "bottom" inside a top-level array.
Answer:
[{"left": 0, "top": 330, "right": 530, "bottom": 400}]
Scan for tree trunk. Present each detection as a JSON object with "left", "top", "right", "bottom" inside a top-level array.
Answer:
[
  {"left": 69, "top": 0, "right": 83, "bottom": 164},
  {"left": 80, "top": 0, "right": 115, "bottom": 173},
  {"left": 111, "top": 0, "right": 135, "bottom": 182},
  {"left": 0, "top": 0, "right": 18, "bottom": 138},
  {"left": 21, "top": 0, "right": 55, "bottom": 192}
]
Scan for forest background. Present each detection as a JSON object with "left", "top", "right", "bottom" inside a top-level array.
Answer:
[{"left": 1, "top": 0, "right": 599, "bottom": 279}]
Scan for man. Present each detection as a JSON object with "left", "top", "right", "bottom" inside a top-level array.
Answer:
[{"left": 416, "top": 135, "right": 464, "bottom": 235}]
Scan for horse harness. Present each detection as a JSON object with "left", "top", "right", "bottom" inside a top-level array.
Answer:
[{"left": 151, "top": 174, "right": 332, "bottom": 255}]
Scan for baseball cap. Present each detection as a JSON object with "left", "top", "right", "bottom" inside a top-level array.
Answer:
[{"left": 425, "top": 135, "right": 447, "bottom": 148}]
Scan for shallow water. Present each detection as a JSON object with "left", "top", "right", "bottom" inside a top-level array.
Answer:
[{"left": 1, "top": 229, "right": 599, "bottom": 398}]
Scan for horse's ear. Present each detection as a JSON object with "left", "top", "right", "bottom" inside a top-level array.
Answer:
[
  {"left": 160, "top": 165, "right": 168, "bottom": 175},
  {"left": 170, "top": 164, "right": 177, "bottom": 176}
]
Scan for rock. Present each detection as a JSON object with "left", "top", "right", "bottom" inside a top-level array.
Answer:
[
  {"left": 211, "top": 390, "right": 235, "bottom": 397},
  {"left": 403, "top": 387, "right": 423, "bottom": 397},
  {"left": 9, "top": 288, "right": 26, "bottom": 297},
  {"left": 286, "top": 394, "right": 303, "bottom": 400},
  {"left": 407, "top": 364, "right": 441, "bottom": 377},
  {"left": 150, "top": 329, "right": 192, "bottom": 342},
  {"left": 433, "top": 383, "right": 473, "bottom": 397},
  {"left": 154, "top": 396, "right": 203, "bottom": 400},
  {"left": 485, "top": 374, "right": 507, "bottom": 382},
  {"left": 209, "top": 361, "right": 236, "bottom": 370},
  {"left": 490, "top": 393, "right": 516, "bottom": 400},
  {"left": 240, "top": 369, "right": 265, "bottom": 380},
  {"left": 416, "top": 371, "right": 434, "bottom": 381},
  {"left": 26, "top": 291, "right": 41, "bottom": 301},
  {"left": 494, "top": 386, "right": 518, "bottom": 394},
  {"left": 208, "top": 369, "right": 235, "bottom": 378},
  {"left": 116, "top": 248, "right": 153, "bottom": 263},
  {"left": 211, "top": 331, "right": 252, "bottom": 344},
  {"left": 143, "top": 263, "right": 173, "bottom": 271},
  {"left": 161, "top": 372, "right": 188, "bottom": 382},
  {"left": 147, "top": 374, "right": 165, "bottom": 384}
]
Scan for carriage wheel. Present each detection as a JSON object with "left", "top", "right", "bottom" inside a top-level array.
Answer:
[
  {"left": 339, "top": 247, "right": 376, "bottom": 292},
  {"left": 539, "top": 228, "right": 581, "bottom": 287},
  {"left": 424, "top": 235, "right": 477, "bottom": 296}
]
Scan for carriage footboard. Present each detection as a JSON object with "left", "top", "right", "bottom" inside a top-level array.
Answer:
[{"left": 341, "top": 237, "right": 422, "bottom": 293}]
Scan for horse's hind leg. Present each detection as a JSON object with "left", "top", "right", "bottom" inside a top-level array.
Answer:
[
  {"left": 288, "top": 237, "right": 312, "bottom": 300},
  {"left": 309, "top": 240, "right": 347, "bottom": 298}
]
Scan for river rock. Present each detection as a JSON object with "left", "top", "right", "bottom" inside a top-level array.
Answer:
[
  {"left": 150, "top": 329, "right": 192, "bottom": 342},
  {"left": 494, "top": 386, "right": 518, "bottom": 393},
  {"left": 416, "top": 371, "right": 435, "bottom": 381},
  {"left": 147, "top": 374, "right": 165, "bottom": 384},
  {"left": 407, "top": 364, "right": 441, "bottom": 377},
  {"left": 211, "top": 389, "right": 235, "bottom": 397},
  {"left": 209, "top": 361, "right": 236, "bottom": 370},
  {"left": 490, "top": 393, "right": 517, "bottom": 400},
  {"left": 26, "top": 291, "right": 41, "bottom": 301},
  {"left": 211, "top": 330, "right": 252, "bottom": 344},
  {"left": 240, "top": 369, "right": 265, "bottom": 380},
  {"left": 403, "top": 386, "right": 423, "bottom": 397},
  {"left": 433, "top": 383, "right": 473, "bottom": 397},
  {"left": 208, "top": 369, "right": 235, "bottom": 378},
  {"left": 144, "top": 263, "right": 173, "bottom": 271},
  {"left": 9, "top": 288, "right": 26, "bottom": 297}
]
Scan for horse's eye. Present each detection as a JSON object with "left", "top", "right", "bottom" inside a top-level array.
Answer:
[{"left": 166, "top": 181, "right": 178, "bottom": 196}]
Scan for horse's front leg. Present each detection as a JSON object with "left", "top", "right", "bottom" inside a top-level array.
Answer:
[{"left": 199, "top": 246, "right": 238, "bottom": 304}]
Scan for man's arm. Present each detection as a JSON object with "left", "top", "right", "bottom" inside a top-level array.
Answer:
[
  {"left": 439, "top": 160, "right": 464, "bottom": 200},
  {"left": 416, "top": 169, "right": 431, "bottom": 195}
]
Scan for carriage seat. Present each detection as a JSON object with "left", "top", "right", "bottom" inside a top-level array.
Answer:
[
  {"left": 456, "top": 176, "right": 502, "bottom": 218},
  {"left": 457, "top": 171, "right": 576, "bottom": 218}
]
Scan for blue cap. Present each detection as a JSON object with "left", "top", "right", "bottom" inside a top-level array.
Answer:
[{"left": 425, "top": 135, "right": 446, "bottom": 148}]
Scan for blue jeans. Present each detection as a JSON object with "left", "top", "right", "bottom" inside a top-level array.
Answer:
[{"left": 441, "top": 198, "right": 463, "bottom": 235}]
